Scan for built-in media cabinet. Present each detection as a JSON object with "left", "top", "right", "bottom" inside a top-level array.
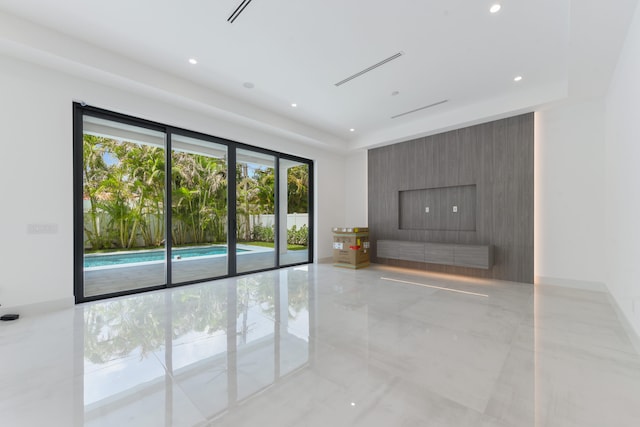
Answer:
[{"left": 377, "top": 240, "right": 493, "bottom": 270}]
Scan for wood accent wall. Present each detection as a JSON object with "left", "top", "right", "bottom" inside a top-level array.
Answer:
[{"left": 368, "top": 113, "right": 534, "bottom": 283}]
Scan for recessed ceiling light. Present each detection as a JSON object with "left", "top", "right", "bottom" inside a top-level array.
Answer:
[
  {"left": 188, "top": 58, "right": 198, "bottom": 65},
  {"left": 291, "top": 103, "right": 297, "bottom": 108},
  {"left": 243, "top": 82, "right": 255, "bottom": 89},
  {"left": 514, "top": 75, "right": 523, "bottom": 82},
  {"left": 490, "top": 4, "right": 501, "bottom": 13},
  {"left": 349, "top": 128, "right": 355, "bottom": 132}
]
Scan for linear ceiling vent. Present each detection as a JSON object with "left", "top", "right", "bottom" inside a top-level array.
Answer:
[
  {"left": 391, "top": 99, "right": 449, "bottom": 119},
  {"left": 228, "top": 0, "right": 254, "bottom": 23},
  {"left": 334, "top": 52, "right": 404, "bottom": 87}
]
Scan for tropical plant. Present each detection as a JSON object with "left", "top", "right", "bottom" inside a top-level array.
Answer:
[
  {"left": 254, "top": 168, "right": 275, "bottom": 213},
  {"left": 83, "top": 135, "right": 308, "bottom": 251},
  {"left": 251, "top": 224, "right": 274, "bottom": 242},
  {"left": 172, "top": 151, "right": 228, "bottom": 245},
  {"left": 83, "top": 136, "right": 111, "bottom": 249},
  {"left": 287, "top": 165, "right": 309, "bottom": 214},
  {"left": 236, "top": 162, "right": 267, "bottom": 241},
  {"left": 287, "top": 224, "right": 308, "bottom": 246},
  {"left": 128, "top": 142, "right": 165, "bottom": 247}
]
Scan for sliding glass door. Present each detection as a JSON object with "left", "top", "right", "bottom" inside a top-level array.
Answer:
[
  {"left": 279, "top": 159, "right": 310, "bottom": 266},
  {"left": 81, "top": 116, "right": 167, "bottom": 297},
  {"left": 75, "top": 104, "right": 313, "bottom": 303},
  {"left": 236, "top": 149, "right": 277, "bottom": 274},
  {"left": 171, "top": 134, "right": 229, "bottom": 283}
]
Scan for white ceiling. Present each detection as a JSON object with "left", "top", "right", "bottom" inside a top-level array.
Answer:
[{"left": 0, "top": 0, "right": 637, "bottom": 152}]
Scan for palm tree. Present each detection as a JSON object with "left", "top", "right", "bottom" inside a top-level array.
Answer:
[
  {"left": 128, "top": 144, "right": 165, "bottom": 247},
  {"left": 172, "top": 151, "right": 228, "bottom": 245},
  {"left": 83, "top": 135, "right": 111, "bottom": 250},
  {"left": 254, "top": 168, "right": 275, "bottom": 213},
  {"left": 287, "top": 165, "right": 309, "bottom": 214},
  {"left": 236, "top": 163, "right": 260, "bottom": 241}
]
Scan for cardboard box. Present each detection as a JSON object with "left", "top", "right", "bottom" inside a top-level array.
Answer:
[
  {"left": 332, "top": 227, "right": 370, "bottom": 269},
  {"left": 332, "top": 227, "right": 369, "bottom": 234}
]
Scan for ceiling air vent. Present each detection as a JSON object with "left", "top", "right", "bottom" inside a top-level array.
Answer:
[
  {"left": 228, "top": 0, "right": 254, "bottom": 23},
  {"left": 391, "top": 99, "right": 449, "bottom": 119},
  {"left": 334, "top": 52, "right": 404, "bottom": 87}
]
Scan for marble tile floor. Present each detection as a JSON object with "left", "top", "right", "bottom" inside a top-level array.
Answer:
[{"left": 1, "top": 263, "right": 640, "bottom": 426}]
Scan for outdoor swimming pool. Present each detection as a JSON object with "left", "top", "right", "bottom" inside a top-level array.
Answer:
[{"left": 84, "top": 246, "right": 246, "bottom": 268}]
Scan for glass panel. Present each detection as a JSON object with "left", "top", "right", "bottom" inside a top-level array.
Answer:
[
  {"left": 278, "top": 160, "right": 310, "bottom": 266},
  {"left": 171, "top": 134, "right": 228, "bottom": 283},
  {"left": 82, "top": 116, "right": 166, "bottom": 297},
  {"left": 236, "top": 149, "right": 276, "bottom": 273}
]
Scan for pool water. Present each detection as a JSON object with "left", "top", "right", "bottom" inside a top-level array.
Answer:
[{"left": 85, "top": 246, "right": 245, "bottom": 268}]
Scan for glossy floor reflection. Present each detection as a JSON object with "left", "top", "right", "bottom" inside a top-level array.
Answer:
[{"left": 1, "top": 264, "right": 640, "bottom": 426}]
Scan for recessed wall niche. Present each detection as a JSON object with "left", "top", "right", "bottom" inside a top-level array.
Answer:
[
  {"left": 399, "top": 184, "right": 476, "bottom": 231},
  {"left": 368, "top": 112, "right": 534, "bottom": 283}
]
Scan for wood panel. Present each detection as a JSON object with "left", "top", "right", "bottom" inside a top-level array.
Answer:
[
  {"left": 453, "top": 245, "right": 493, "bottom": 269},
  {"left": 378, "top": 240, "right": 424, "bottom": 262},
  {"left": 424, "top": 242, "right": 455, "bottom": 265},
  {"left": 377, "top": 240, "right": 492, "bottom": 269},
  {"left": 368, "top": 113, "right": 534, "bottom": 283},
  {"left": 399, "top": 185, "right": 476, "bottom": 231}
]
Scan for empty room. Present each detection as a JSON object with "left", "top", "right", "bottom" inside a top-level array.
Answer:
[{"left": 2, "top": 1, "right": 640, "bottom": 426}]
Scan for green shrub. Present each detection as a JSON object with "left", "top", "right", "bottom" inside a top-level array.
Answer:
[
  {"left": 250, "top": 223, "right": 308, "bottom": 246},
  {"left": 251, "top": 224, "right": 274, "bottom": 242},
  {"left": 287, "top": 224, "right": 308, "bottom": 246}
]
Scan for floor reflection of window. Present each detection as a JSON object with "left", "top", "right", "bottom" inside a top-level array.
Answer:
[
  {"left": 82, "top": 272, "right": 312, "bottom": 423},
  {"left": 279, "top": 269, "right": 310, "bottom": 376},
  {"left": 170, "top": 284, "right": 229, "bottom": 418},
  {"left": 82, "top": 295, "right": 188, "bottom": 426}
]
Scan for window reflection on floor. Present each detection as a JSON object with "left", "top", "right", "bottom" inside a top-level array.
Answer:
[{"left": 81, "top": 271, "right": 310, "bottom": 424}]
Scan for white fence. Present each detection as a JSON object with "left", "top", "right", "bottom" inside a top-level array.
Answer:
[{"left": 251, "top": 213, "right": 308, "bottom": 229}]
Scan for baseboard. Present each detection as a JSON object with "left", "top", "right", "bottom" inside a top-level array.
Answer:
[
  {"left": 535, "top": 276, "right": 640, "bottom": 355},
  {"left": 606, "top": 293, "right": 640, "bottom": 356},
  {"left": 0, "top": 297, "right": 74, "bottom": 317},
  {"left": 534, "top": 275, "right": 607, "bottom": 292}
]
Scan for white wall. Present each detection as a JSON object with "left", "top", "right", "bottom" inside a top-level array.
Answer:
[
  {"left": 0, "top": 54, "right": 345, "bottom": 312},
  {"left": 534, "top": 99, "right": 606, "bottom": 289},
  {"left": 604, "top": 2, "right": 640, "bottom": 337}
]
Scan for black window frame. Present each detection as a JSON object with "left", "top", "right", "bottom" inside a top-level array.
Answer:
[{"left": 73, "top": 103, "right": 314, "bottom": 303}]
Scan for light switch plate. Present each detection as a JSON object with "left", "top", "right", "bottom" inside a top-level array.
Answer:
[
  {"left": 452, "top": 206, "right": 458, "bottom": 213},
  {"left": 27, "top": 223, "right": 59, "bottom": 234},
  {"left": 425, "top": 207, "right": 429, "bottom": 213}
]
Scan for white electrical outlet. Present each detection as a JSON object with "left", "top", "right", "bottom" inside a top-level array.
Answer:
[
  {"left": 425, "top": 207, "right": 430, "bottom": 213},
  {"left": 452, "top": 206, "right": 458, "bottom": 213}
]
